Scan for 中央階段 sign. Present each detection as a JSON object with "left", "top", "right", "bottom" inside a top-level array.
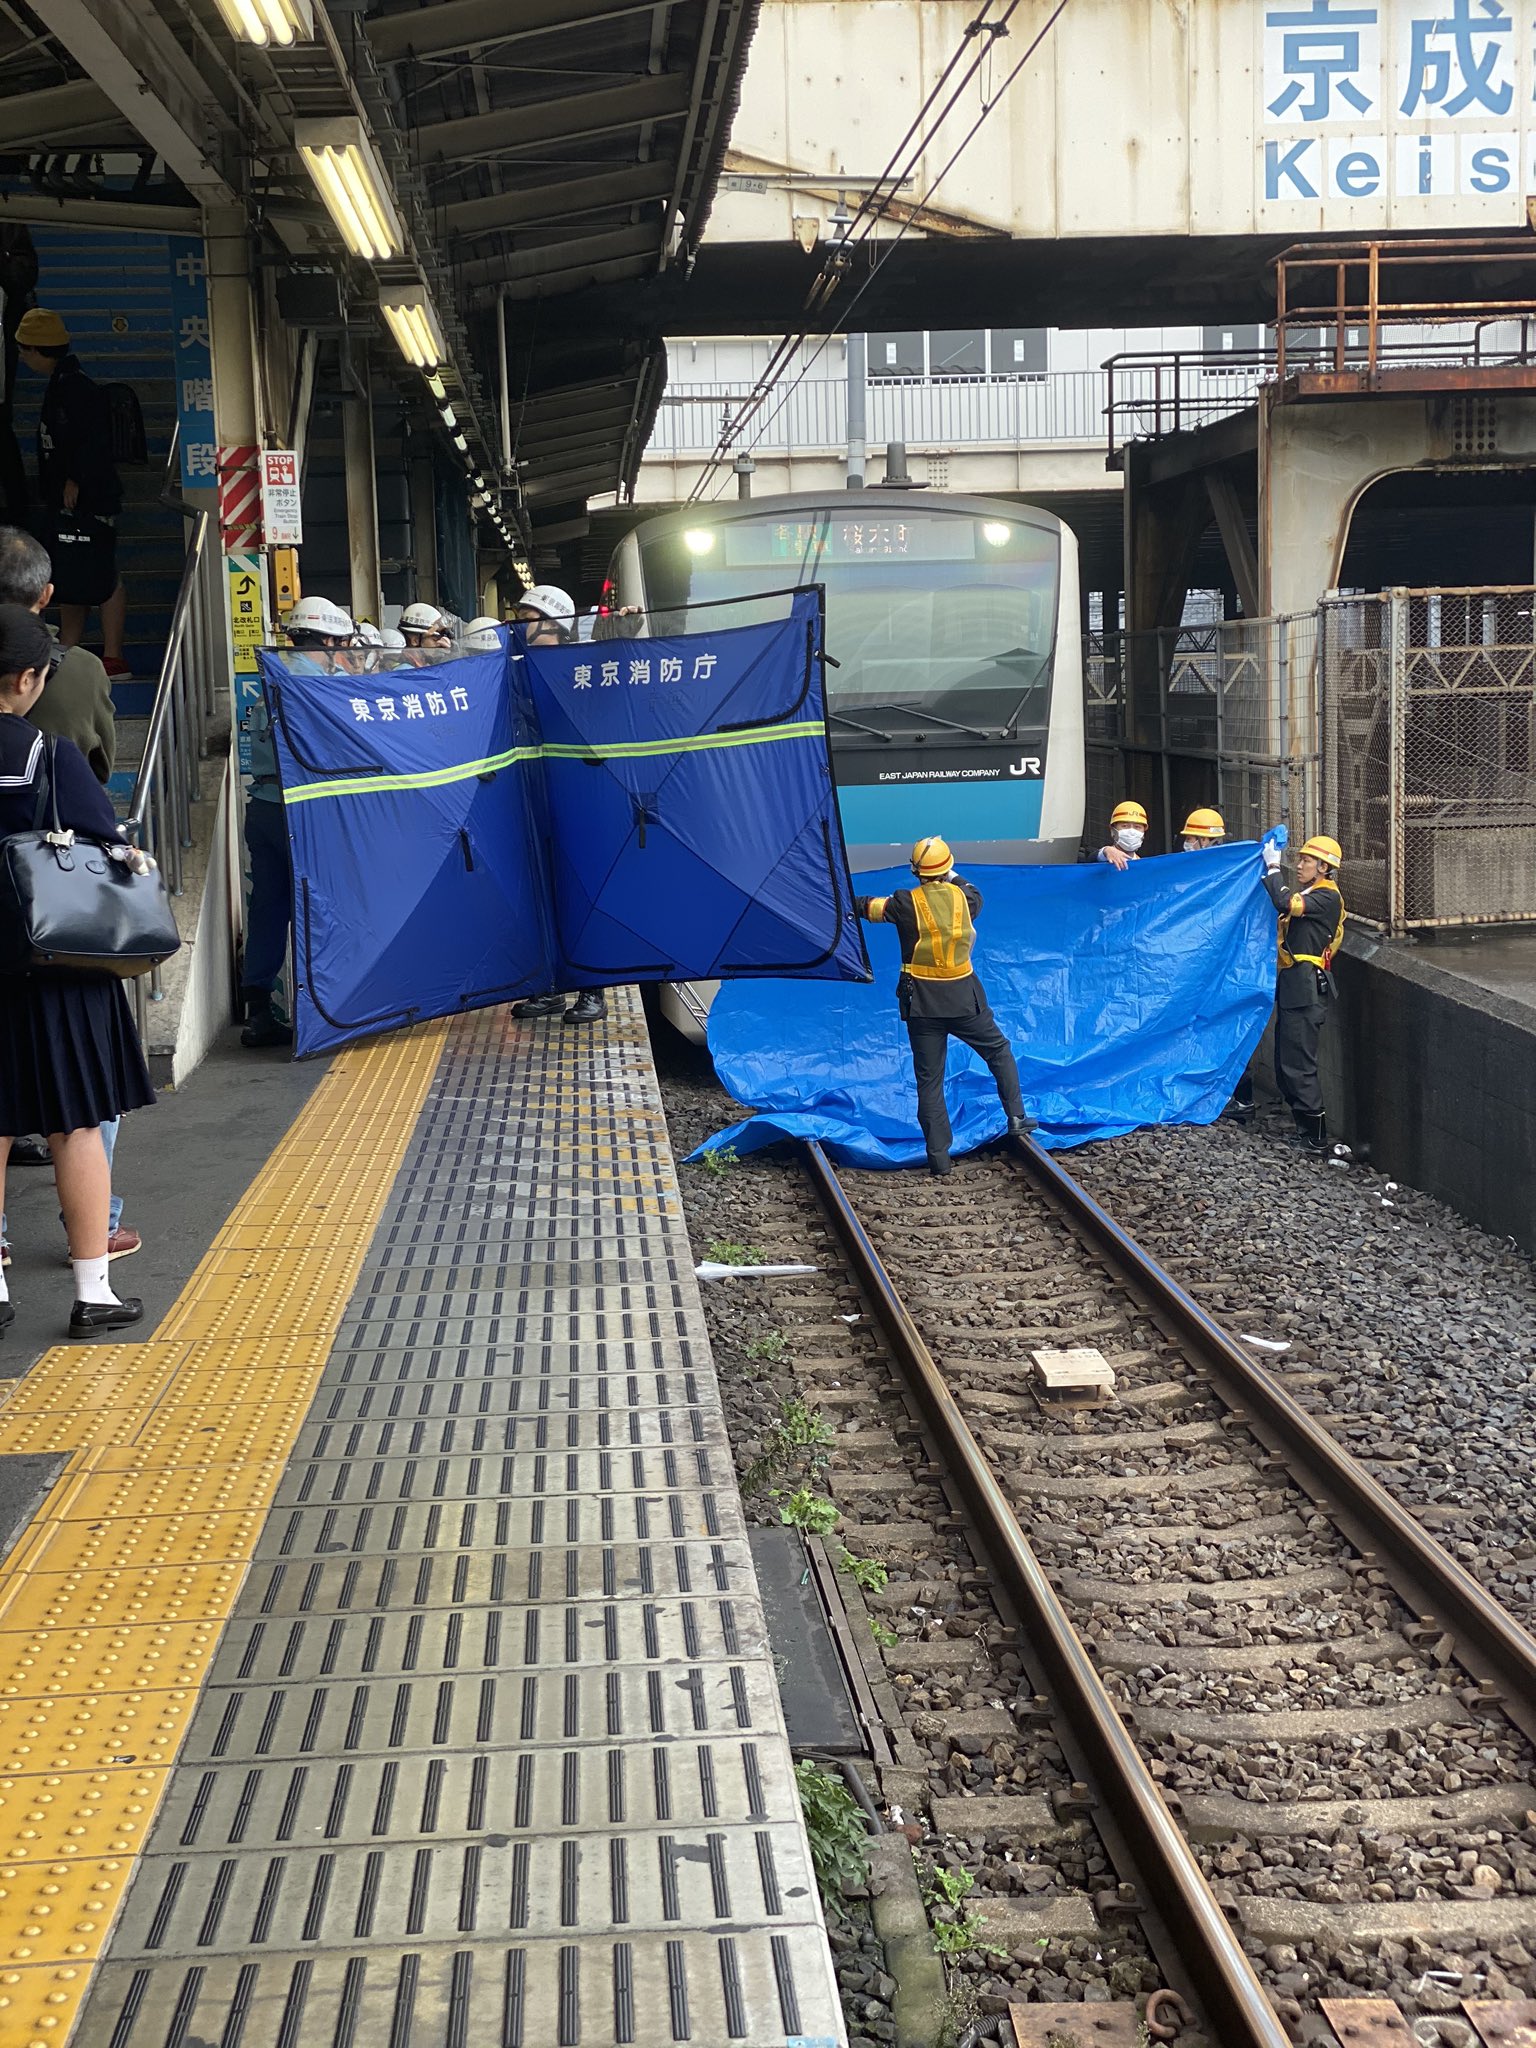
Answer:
[{"left": 260, "top": 450, "right": 303, "bottom": 548}]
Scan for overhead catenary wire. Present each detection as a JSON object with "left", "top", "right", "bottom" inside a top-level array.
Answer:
[
  {"left": 687, "top": 0, "right": 1072, "bottom": 504},
  {"left": 683, "top": 0, "right": 1026, "bottom": 494}
]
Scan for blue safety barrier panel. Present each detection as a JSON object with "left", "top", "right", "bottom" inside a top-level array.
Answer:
[
  {"left": 259, "top": 591, "right": 868, "bottom": 1055},
  {"left": 697, "top": 837, "right": 1285, "bottom": 1165},
  {"left": 519, "top": 595, "right": 868, "bottom": 987}
]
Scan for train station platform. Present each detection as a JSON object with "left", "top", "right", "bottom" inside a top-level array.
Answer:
[
  {"left": 0, "top": 997, "right": 844, "bottom": 2048},
  {"left": 1328, "top": 925, "right": 1536, "bottom": 1260}
]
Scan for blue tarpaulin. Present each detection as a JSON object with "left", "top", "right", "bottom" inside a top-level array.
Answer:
[
  {"left": 698, "top": 838, "right": 1284, "bottom": 1165},
  {"left": 259, "top": 590, "right": 868, "bottom": 1055}
]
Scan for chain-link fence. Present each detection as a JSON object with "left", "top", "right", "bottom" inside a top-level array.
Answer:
[
  {"left": 1321, "top": 587, "right": 1536, "bottom": 930},
  {"left": 1084, "top": 615, "right": 1318, "bottom": 855},
  {"left": 1086, "top": 589, "right": 1536, "bottom": 932}
]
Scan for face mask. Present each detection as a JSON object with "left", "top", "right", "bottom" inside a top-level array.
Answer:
[
  {"left": 1113, "top": 826, "right": 1144, "bottom": 852},
  {"left": 1182, "top": 837, "right": 1205, "bottom": 852}
]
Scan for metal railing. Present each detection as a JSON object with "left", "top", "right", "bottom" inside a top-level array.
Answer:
[
  {"left": 125, "top": 507, "right": 226, "bottom": 1036},
  {"left": 645, "top": 371, "right": 1113, "bottom": 460}
]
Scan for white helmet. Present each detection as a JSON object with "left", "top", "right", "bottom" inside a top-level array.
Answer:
[
  {"left": 353, "top": 621, "right": 383, "bottom": 648},
  {"left": 517, "top": 583, "right": 575, "bottom": 625},
  {"left": 379, "top": 627, "right": 407, "bottom": 651},
  {"left": 462, "top": 615, "right": 503, "bottom": 652},
  {"left": 286, "top": 594, "right": 355, "bottom": 641},
  {"left": 400, "top": 601, "right": 445, "bottom": 635}
]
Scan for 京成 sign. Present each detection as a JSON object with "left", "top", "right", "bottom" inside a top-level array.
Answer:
[{"left": 1259, "top": 0, "right": 1536, "bottom": 214}]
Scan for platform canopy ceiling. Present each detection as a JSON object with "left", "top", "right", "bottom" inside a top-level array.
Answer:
[{"left": 0, "top": 0, "right": 759, "bottom": 559}]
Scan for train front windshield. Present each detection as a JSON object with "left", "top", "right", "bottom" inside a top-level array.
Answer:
[{"left": 635, "top": 508, "right": 1060, "bottom": 732}]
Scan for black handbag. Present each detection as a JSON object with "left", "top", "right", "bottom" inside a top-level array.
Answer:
[{"left": 0, "top": 736, "right": 181, "bottom": 979}]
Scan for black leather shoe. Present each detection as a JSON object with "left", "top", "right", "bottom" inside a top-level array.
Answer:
[
  {"left": 512, "top": 992, "right": 565, "bottom": 1020},
  {"left": 564, "top": 990, "right": 606, "bottom": 1024},
  {"left": 241, "top": 1004, "right": 294, "bottom": 1049},
  {"left": 68, "top": 1297, "right": 145, "bottom": 1337},
  {"left": 10, "top": 1137, "right": 49, "bottom": 1166}
]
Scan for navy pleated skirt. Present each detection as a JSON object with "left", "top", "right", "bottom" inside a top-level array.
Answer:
[{"left": 0, "top": 970, "right": 155, "bottom": 1135}]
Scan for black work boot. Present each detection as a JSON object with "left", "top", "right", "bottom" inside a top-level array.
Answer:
[
  {"left": 928, "top": 1154, "right": 952, "bottom": 1178},
  {"left": 1005, "top": 1111, "right": 1035, "bottom": 1138},
  {"left": 564, "top": 990, "right": 606, "bottom": 1024},
  {"left": 512, "top": 992, "right": 565, "bottom": 1020},
  {"left": 1290, "top": 1110, "right": 1327, "bottom": 1153},
  {"left": 241, "top": 990, "right": 294, "bottom": 1049}
]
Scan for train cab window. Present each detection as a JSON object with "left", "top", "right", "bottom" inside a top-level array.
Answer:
[
  {"left": 633, "top": 507, "right": 1062, "bottom": 731},
  {"left": 989, "top": 329, "right": 1047, "bottom": 378},
  {"left": 868, "top": 331, "right": 925, "bottom": 378},
  {"left": 930, "top": 330, "right": 986, "bottom": 377}
]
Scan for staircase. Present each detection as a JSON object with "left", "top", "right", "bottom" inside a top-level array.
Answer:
[{"left": 23, "top": 228, "right": 184, "bottom": 809}]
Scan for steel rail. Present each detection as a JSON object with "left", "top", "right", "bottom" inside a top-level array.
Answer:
[
  {"left": 1007, "top": 1134, "right": 1536, "bottom": 1751},
  {"left": 799, "top": 1139, "right": 1293, "bottom": 2048}
]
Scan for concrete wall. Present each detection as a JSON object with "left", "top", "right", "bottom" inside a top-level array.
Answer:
[
  {"left": 169, "top": 763, "right": 238, "bottom": 1090},
  {"left": 716, "top": 0, "right": 1536, "bottom": 249},
  {"left": 1323, "top": 930, "right": 1536, "bottom": 1257}
]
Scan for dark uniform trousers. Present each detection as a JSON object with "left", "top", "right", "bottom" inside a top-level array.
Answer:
[
  {"left": 905, "top": 983, "right": 1026, "bottom": 1167},
  {"left": 1273, "top": 969, "right": 1328, "bottom": 1119}
]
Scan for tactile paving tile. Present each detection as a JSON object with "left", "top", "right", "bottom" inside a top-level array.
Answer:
[{"left": 73, "top": 996, "right": 846, "bottom": 2048}]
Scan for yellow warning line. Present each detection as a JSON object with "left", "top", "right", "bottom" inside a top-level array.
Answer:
[{"left": 0, "top": 1020, "right": 447, "bottom": 2043}]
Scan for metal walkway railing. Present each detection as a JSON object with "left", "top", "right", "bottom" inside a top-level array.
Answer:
[{"left": 125, "top": 507, "right": 227, "bottom": 1036}]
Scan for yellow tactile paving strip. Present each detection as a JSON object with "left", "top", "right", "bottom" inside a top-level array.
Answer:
[{"left": 0, "top": 1021, "right": 446, "bottom": 2044}]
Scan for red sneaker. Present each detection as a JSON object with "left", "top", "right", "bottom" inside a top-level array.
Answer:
[{"left": 103, "top": 657, "right": 134, "bottom": 682}]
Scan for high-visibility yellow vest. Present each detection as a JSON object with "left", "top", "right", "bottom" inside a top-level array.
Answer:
[
  {"left": 906, "top": 880, "right": 975, "bottom": 981},
  {"left": 1278, "top": 877, "right": 1346, "bottom": 971}
]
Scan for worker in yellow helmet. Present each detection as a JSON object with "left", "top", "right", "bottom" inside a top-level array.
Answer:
[
  {"left": 1096, "top": 798, "right": 1148, "bottom": 871},
  {"left": 857, "top": 835, "right": 1032, "bottom": 1176},
  {"left": 1260, "top": 832, "right": 1346, "bottom": 1153},
  {"left": 1179, "top": 806, "right": 1226, "bottom": 851}
]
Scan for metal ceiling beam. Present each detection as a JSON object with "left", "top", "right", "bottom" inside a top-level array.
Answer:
[
  {"left": 42, "top": 0, "right": 235, "bottom": 199},
  {"left": 445, "top": 160, "right": 677, "bottom": 237},
  {"left": 514, "top": 376, "right": 642, "bottom": 417},
  {"left": 496, "top": 223, "right": 657, "bottom": 283},
  {"left": 369, "top": 0, "right": 667, "bottom": 63},
  {"left": 524, "top": 463, "right": 621, "bottom": 500},
  {"left": 0, "top": 192, "right": 201, "bottom": 232},
  {"left": 415, "top": 72, "right": 691, "bottom": 161},
  {"left": 518, "top": 419, "right": 638, "bottom": 464},
  {"left": 499, "top": 251, "right": 653, "bottom": 300},
  {"left": 524, "top": 403, "right": 638, "bottom": 444},
  {"left": 0, "top": 78, "right": 121, "bottom": 150}
]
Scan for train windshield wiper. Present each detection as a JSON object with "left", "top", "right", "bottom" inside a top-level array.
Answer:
[
  {"left": 826, "top": 709, "right": 893, "bottom": 741},
  {"left": 854, "top": 702, "right": 993, "bottom": 742}
]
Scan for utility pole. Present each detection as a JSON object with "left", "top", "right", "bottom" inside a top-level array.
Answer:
[{"left": 846, "top": 332, "right": 867, "bottom": 490}]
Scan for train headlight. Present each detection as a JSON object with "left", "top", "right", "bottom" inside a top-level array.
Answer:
[
  {"left": 683, "top": 529, "right": 717, "bottom": 556},
  {"left": 981, "top": 521, "right": 1011, "bottom": 547}
]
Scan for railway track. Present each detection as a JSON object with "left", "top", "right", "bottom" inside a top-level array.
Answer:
[{"left": 797, "top": 1137, "right": 1536, "bottom": 2048}]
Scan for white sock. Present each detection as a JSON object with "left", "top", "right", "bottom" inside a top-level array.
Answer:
[{"left": 72, "top": 1256, "right": 118, "bottom": 1307}]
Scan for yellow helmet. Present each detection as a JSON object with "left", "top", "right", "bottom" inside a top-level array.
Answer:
[
  {"left": 1109, "top": 800, "right": 1148, "bottom": 829},
  {"left": 1298, "top": 834, "right": 1342, "bottom": 869},
  {"left": 911, "top": 835, "right": 953, "bottom": 878},
  {"left": 1181, "top": 807, "right": 1226, "bottom": 840}
]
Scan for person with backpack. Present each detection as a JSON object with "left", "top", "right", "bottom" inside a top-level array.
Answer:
[{"left": 15, "top": 309, "right": 130, "bottom": 681}]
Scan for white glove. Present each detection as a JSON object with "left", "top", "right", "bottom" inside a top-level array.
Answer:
[{"left": 1261, "top": 843, "right": 1282, "bottom": 873}]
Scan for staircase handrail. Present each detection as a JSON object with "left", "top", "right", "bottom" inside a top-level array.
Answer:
[{"left": 126, "top": 506, "right": 224, "bottom": 1037}]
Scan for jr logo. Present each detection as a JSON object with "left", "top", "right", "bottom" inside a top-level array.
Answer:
[{"left": 1008, "top": 756, "right": 1043, "bottom": 778}]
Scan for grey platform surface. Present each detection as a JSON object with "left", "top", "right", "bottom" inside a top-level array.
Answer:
[
  {"left": 1412, "top": 926, "right": 1536, "bottom": 1014},
  {"left": 73, "top": 995, "right": 846, "bottom": 2048}
]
